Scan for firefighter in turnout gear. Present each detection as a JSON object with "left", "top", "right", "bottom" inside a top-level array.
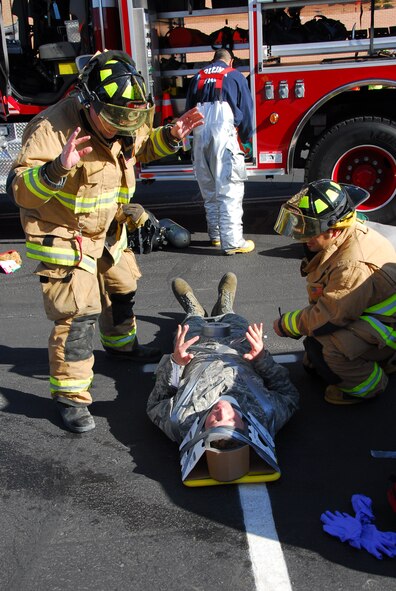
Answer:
[
  {"left": 273, "top": 179, "right": 396, "bottom": 405},
  {"left": 9, "top": 50, "right": 203, "bottom": 433},
  {"left": 185, "top": 49, "right": 254, "bottom": 255}
]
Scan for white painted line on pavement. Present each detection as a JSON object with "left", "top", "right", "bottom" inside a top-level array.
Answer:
[{"left": 239, "top": 484, "right": 292, "bottom": 591}]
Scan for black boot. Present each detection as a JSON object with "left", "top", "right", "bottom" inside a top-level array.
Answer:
[
  {"left": 302, "top": 352, "right": 318, "bottom": 376},
  {"left": 56, "top": 402, "right": 95, "bottom": 433},
  {"left": 105, "top": 341, "right": 162, "bottom": 363}
]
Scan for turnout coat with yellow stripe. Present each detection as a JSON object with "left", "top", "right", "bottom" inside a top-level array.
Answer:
[
  {"left": 280, "top": 222, "right": 396, "bottom": 344},
  {"left": 11, "top": 95, "right": 177, "bottom": 270}
]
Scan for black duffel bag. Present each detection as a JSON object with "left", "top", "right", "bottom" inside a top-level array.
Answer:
[
  {"left": 263, "top": 8, "right": 306, "bottom": 45},
  {"left": 303, "top": 15, "right": 348, "bottom": 42}
]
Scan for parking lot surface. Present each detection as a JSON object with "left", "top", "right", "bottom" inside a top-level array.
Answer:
[{"left": 1, "top": 194, "right": 395, "bottom": 591}]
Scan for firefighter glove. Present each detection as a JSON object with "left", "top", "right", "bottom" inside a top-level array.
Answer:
[{"left": 118, "top": 203, "right": 149, "bottom": 231}]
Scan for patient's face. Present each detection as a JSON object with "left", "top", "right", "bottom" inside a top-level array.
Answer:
[{"left": 205, "top": 400, "right": 244, "bottom": 430}]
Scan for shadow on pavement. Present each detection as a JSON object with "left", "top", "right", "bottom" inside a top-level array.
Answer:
[{"left": 1, "top": 320, "right": 395, "bottom": 581}]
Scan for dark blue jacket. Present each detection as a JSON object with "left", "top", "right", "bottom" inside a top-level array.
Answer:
[{"left": 185, "top": 60, "right": 253, "bottom": 143}]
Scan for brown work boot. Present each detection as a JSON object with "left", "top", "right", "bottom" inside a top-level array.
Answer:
[
  {"left": 324, "top": 385, "right": 366, "bottom": 405},
  {"left": 171, "top": 278, "right": 207, "bottom": 317},
  {"left": 325, "top": 369, "right": 389, "bottom": 404},
  {"left": 211, "top": 272, "right": 237, "bottom": 316}
]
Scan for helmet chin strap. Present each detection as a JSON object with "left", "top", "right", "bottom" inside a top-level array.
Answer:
[
  {"left": 330, "top": 210, "right": 357, "bottom": 229},
  {"left": 76, "top": 88, "right": 91, "bottom": 109}
]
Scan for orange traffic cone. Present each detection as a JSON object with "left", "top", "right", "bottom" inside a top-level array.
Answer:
[{"left": 161, "top": 91, "right": 174, "bottom": 125}]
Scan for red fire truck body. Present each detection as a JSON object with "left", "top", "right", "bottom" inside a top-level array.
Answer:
[{"left": 1, "top": 0, "right": 396, "bottom": 222}]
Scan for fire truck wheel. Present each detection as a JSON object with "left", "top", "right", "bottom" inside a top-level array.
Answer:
[{"left": 305, "top": 116, "right": 396, "bottom": 225}]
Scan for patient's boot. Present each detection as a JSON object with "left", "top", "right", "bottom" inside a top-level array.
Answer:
[
  {"left": 171, "top": 278, "right": 207, "bottom": 317},
  {"left": 211, "top": 272, "right": 237, "bottom": 316}
]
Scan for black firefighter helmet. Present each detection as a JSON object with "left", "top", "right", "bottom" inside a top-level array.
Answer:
[
  {"left": 77, "top": 50, "right": 154, "bottom": 136},
  {"left": 274, "top": 179, "right": 370, "bottom": 241}
]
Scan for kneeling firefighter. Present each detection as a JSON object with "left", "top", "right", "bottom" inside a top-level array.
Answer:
[
  {"left": 8, "top": 49, "right": 204, "bottom": 433},
  {"left": 273, "top": 179, "right": 396, "bottom": 405}
]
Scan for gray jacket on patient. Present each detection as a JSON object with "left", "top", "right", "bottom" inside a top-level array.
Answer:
[{"left": 146, "top": 313, "right": 300, "bottom": 443}]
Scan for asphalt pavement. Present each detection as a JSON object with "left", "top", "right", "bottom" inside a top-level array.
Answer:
[{"left": 0, "top": 186, "right": 395, "bottom": 591}]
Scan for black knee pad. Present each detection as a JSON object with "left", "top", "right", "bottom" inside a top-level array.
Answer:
[
  {"left": 304, "top": 337, "right": 341, "bottom": 384},
  {"left": 65, "top": 314, "right": 99, "bottom": 361},
  {"left": 110, "top": 291, "right": 136, "bottom": 326}
]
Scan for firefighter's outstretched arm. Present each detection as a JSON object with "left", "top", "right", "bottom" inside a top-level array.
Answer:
[
  {"left": 273, "top": 312, "right": 303, "bottom": 339},
  {"left": 170, "top": 107, "right": 204, "bottom": 140},
  {"left": 135, "top": 107, "right": 204, "bottom": 163},
  {"left": 41, "top": 127, "right": 93, "bottom": 190},
  {"left": 10, "top": 119, "right": 94, "bottom": 209},
  {"left": 60, "top": 127, "right": 92, "bottom": 169}
]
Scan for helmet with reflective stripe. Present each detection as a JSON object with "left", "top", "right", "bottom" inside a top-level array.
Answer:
[
  {"left": 78, "top": 50, "right": 154, "bottom": 136},
  {"left": 274, "top": 179, "right": 370, "bottom": 241},
  {"left": 297, "top": 180, "right": 358, "bottom": 225},
  {"left": 86, "top": 51, "right": 147, "bottom": 106}
]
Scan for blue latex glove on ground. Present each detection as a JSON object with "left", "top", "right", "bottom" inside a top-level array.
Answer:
[
  {"left": 322, "top": 495, "right": 396, "bottom": 559},
  {"left": 321, "top": 510, "right": 362, "bottom": 543},
  {"left": 353, "top": 524, "right": 396, "bottom": 559},
  {"left": 351, "top": 494, "right": 375, "bottom": 524}
]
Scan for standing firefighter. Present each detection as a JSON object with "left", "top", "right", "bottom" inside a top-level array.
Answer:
[
  {"left": 273, "top": 179, "right": 396, "bottom": 405},
  {"left": 186, "top": 48, "right": 254, "bottom": 255},
  {"left": 9, "top": 50, "right": 203, "bottom": 433}
]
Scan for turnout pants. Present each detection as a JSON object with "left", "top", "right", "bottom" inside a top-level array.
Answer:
[
  {"left": 305, "top": 318, "right": 395, "bottom": 399},
  {"left": 192, "top": 101, "right": 247, "bottom": 250},
  {"left": 39, "top": 248, "right": 141, "bottom": 405}
]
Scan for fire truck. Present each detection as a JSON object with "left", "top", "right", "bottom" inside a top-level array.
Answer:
[{"left": 1, "top": 0, "right": 396, "bottom": 223}]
